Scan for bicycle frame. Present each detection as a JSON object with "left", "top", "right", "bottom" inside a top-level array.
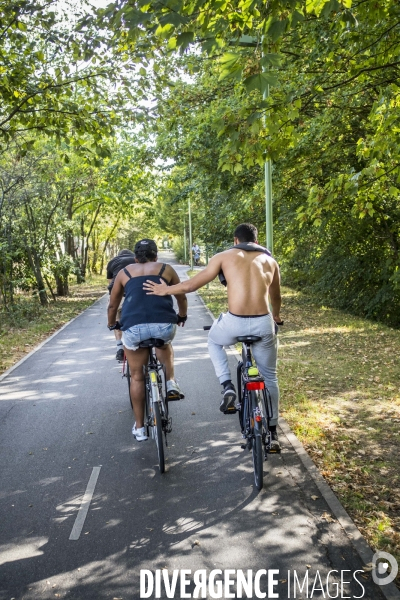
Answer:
[
  {"left": 237, "top": 341, "right": 273, "bottom": 457},
  {"left": 143, "top": 347, "right": 172, "bottom": 440}
]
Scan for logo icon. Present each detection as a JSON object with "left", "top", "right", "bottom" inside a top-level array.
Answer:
[{"left": 372, "top": 551, "right": 398, "bottom": 586}]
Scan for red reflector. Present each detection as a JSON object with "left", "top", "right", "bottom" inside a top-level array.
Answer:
[
  {"left": 246, "top": 381, "right": 265, "bottom": 390},
  {"left": 255, "top": 415, "right": 262, "bottom": 422}
]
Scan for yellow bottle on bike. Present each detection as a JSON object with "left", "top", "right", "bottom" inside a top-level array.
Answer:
[{"left": 248, "top": 366, "right": 259, "bottom": 377}]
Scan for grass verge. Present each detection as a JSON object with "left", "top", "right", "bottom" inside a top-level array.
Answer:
[
  {"left": 196, "top": 276, "right": 400, "bottom": 584},
  {"left": 0, "top": 275, "right": 106, "bottom": 375}
]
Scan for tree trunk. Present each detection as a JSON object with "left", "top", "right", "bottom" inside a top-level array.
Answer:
[
  {"left": 55, "top": 273, "right": 69, "bottom": 296},
  {"left": 44, "top": 274, "right": 57, "bottom": 302},
  {"left": 91, "top": 229, "right": 99, "bottom": 274},
  {"left": 78, "top": 205, "right": 102, "bottom": 282},
  {"left": 26, "top": 246, "right": 48, "bottom": 306},
  {"left": 65, "top": 196, "right": 76, "bottom": 260},
  {"left": 100, "top": 219, "right": 119, "bottom": 275},
  {"left": 74, "top": 218, "right": 85, "bottom": 283}
]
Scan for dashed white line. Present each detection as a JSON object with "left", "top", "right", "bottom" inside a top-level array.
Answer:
[{"left": 69, "top": 466, "right": 101, "bottom": 540}]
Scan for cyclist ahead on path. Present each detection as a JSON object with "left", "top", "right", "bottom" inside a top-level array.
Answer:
[
  {"left": 108, "top": 239, "right": 188, "bottom": 442},
  {"left": 106, "top": 249, "right": 136, "bottom": 361},
  {"left": 143, "top": 223, "right": 282, "bottom": 450},
  {"left": 192, "top": 242, "right": 201, "bottom": 266}
]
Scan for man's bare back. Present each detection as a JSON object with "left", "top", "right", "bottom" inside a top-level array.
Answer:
[{"left": 218, "top": 247, "right": 280, "bottom": 316}]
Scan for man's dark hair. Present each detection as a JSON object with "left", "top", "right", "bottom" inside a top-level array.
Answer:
[
  {"left": 234, "top": 223, "right": 258, "bottom": 243},
  {"left": 118, "top": 248, "right": 135, "bottom": 256}
]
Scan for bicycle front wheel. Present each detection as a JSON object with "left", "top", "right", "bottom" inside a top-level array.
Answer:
[
  {"left": 250, "top": 391, "right": 264, "bottom": 490},
  {"left": 153, "top": 401, "right": 165, "bottom": 474}
]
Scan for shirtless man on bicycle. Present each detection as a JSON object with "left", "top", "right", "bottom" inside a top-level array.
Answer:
[{"left": 143, "top": 223, "right": 282, "bottom": 450}]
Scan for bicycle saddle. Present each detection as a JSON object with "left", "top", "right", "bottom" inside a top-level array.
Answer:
[
  {"left": 236, "top": 335, "right": 262, "bottom": 343},
  {"left": 138, "top": 338, "right": 166, "bottom": 348}
]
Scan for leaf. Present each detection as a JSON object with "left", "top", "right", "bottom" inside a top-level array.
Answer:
[
  {"left": 291, "top": 9, "right": 305, "bottom": 26},
  {"left": 260, "top": 53, "right": 282, "bottom": 67},
  {"left": 158, "top": 12, "right": 188, "bottom": 27},
  {"left": 177, "top": 31, "right": 194, "bottom": 51},
  {"left": 321, "top": 0, "right": 341, "bottom": 18},
  {"left": 321, "top": 511, "right": 335, "bottom": 523},
  {"left": 311, "top": 495, "right": 319, "bottom": 500},
  {"left": 218, "top": 52, "right": 243, "bottom": 80},
  {"left": 266, "top": 19, "right": 287, "bottom": 42},
  {"left": 219, "top": 65, "right": 243, "bottom": 81},
  {"left": 167, "top": 36, "right": 177, "bottom": 50},
  {"left": 219, "top": 52, "right": 241, "bottom": 68},
  {"left": 243, "top": 71, "right": 278, "bottom": 94},
  {"left": 306, "top": 0, "right": 325, "bottom": 15}
]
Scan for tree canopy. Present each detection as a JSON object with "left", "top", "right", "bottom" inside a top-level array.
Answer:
[{"left": 1, "top": 0, "right": 399, "bottom": 325}]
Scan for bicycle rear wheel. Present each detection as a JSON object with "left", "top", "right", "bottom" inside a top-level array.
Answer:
[
  {"left": 147, "top": 370, "right": 165, "bottom": 474},
  {"left": 153, "top": 401, "right": 165, "bottom": 474},
  {"left": 250, "top": 391, "right": 264, "bottom": 490}
]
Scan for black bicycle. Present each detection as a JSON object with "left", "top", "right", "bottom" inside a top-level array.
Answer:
[
  {"left": 236, "top": 335, "right": 277, "bottom": 490},
  {"left": 122, "top": 338, "right": 172, "bottom": 473},
  {"left": 204, "top": 325, "right": 279, "bottom": 490}
]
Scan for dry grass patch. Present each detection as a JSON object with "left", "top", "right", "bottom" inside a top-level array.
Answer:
[
  {"left": 0, "top": 275, "right": 106, "bottom": 375},
  {"left": 196, "top": 277, "right": 400, "bottom": 584}
]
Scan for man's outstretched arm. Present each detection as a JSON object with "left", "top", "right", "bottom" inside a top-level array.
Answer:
[{"left": 144, "top": 255, "right": 222, "bottom": 296}]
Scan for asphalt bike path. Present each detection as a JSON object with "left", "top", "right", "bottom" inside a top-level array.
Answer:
[{"left": 0, "top": 252, "right": 390, "bottom": 600}]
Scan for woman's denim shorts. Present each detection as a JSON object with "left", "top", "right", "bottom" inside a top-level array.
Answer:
[{"left": 122, "top": 323, "right": 177, "bottom": 351}]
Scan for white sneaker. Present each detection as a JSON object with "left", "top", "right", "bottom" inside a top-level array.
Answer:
[
  {"left": 166, "top": 379, "right": 183, "bottom": 400},
  {"left": 132, "top": 423, "right": 148, "bottom": 441}
]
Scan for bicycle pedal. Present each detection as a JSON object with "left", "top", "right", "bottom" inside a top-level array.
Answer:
[
  {"left": 223, "top": 407, "right": 237, "bottom": 415},
  {"left": 267, "top": 447, "right": 281, "bottom": 454},
  {"left": 167, "top": 391, "right": 185, "bottom": 401},
  {"left": 240, "top": 443, "right": 247, "bottom": 449}
]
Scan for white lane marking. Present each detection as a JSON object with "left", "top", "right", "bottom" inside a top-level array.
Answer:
[{"left": 69, "top": 466, "right": 101, "bottom": 541}]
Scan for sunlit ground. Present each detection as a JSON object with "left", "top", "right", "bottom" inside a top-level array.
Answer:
[{"left": 0, "top": 275, "right": 106, "bottom": 375}]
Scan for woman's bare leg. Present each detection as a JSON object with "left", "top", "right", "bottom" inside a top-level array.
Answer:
[
  {"left": 155, "top": 344, "right": 174, "bottom": 380},
  {"left": 124, "top": 347, "right": 149, "bottom": 427}
]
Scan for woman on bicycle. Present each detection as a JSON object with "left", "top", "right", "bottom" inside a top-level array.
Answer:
[{"left": 107, "top": 239, "right": 188, "bottom": 441}]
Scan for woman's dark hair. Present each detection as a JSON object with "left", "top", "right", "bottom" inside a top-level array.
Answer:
[
  {"left": 134, "top": 239, "right": 158, "bottom": 263},
  {"left": 234, "top": 223, "right": 258, "bottom": 242}
]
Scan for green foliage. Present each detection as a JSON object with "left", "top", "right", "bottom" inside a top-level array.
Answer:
[
  {"left": 0, "top": 132, "right": 159, "bottom": 306},
  {"left": 144, "top": 0, "right": 400, "bottom": 326},
  {"left": 171, "top": 236, "right": 187, "bottom": 263}
]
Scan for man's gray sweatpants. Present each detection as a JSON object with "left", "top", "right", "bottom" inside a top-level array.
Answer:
[{"left": 207, "top": 312, "right": 279, "bottom": 426}]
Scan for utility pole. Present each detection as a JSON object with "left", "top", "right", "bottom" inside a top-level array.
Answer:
[
  {"left": 235, "top": 35, "right": 274, "bottom": 253},
  {"left": 183, "top": 214, "right": 187, "bottom": 264},
  {"left": 188, "top": 198, "right": 193, "bottom": 270},
  {"left": 263, "top": 39, "right": 273, "bottom": 254}
]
